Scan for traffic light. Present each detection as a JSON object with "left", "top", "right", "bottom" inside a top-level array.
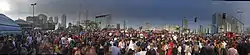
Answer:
[
  {"left": 222, "top": 13, "right": 226, "bottom": 19},
  {"left": 194, "top": 17, "right": 197, "bottom": 22},
  {"left": 176, "top": 27, "right": 180, "bottom": 30}
]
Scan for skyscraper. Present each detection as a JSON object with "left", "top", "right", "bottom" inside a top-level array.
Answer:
[
  {"left": 61, "top": 14, "right": 66, "bottom": 28},
  {"left": 212, "top": 13, "right": 241, "bottom": 33},
  {"left": 212, "top": 13, "right": 224, "bottom": 33},
  {"left": 116, "top": 24, "right": 120, "bottom": 29},
  {"left": 54, "top": 16, "right": 58, "bottom": 24}
]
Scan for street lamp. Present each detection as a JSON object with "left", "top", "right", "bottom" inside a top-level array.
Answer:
[{"left": 31, "top": 3, "right": 37, "bottom": 18}]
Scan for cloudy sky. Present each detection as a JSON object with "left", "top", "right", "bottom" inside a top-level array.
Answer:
[
  {"left": 0, "top": 0, "right": 211, "bottom": 28},
  {"left": 212, "top": 1, "right": 250, "bottom": 27}
]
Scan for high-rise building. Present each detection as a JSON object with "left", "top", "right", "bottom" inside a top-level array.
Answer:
[
  {"left": 26, "top": 16, "right": 34, "bottom": 23},
  {"left": 212, "top": 13, "right": 226, "bottom": 33},
  {"left": 48, "top": 17, "right": 53, "bottom": 23},
  {"left": 95, "top": 14, "right": 111, "bottom": 29},
  {"left": 61, "top": 14, "right": 67, "bottom": 28},
  {"left": 25, "top": 14, "right": 56, "bottom": 30},
  {"left": 116, "top": 24, "right": 120, "bottom": 29},
  {"left": 76, "top": 21, "right": 80, "bottom": 26},
  {"left": 212, "top": 13, "right": 241, "bottom": 33},
  {"left": 26, "top": 16, "right": 40, "bottom": 27},
  {"left": 38, "top": 14, "right": 47, "bottom": 24},
  {"left": 54, "top": 16, "right": 59, "bottom": 24}
]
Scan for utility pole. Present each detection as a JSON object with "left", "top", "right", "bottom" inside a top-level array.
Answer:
[
  {"left": 123, "top": 20, "right": 126, "bottom": 30},
  {"left": 30, "top": 2, "right": 36, "bottom": 52},
  {"left": 123, "top": 20, "right": 126, "bottom": 37},
  {"left": 78, "top": 4, "right": 82, "bottom": 26}
]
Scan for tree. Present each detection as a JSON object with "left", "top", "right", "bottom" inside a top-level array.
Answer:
[{"left": 81, "top": 20, "right": 99, "bottom": 31}]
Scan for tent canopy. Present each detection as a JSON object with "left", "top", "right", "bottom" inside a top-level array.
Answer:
[{"left": 0, "top": 14, "right": 21, "bottom": 35}]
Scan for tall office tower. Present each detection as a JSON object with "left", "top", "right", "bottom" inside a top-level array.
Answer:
[
  {"left": 54, "top": 16, "right": 58, "bottom": 24},
  {"left": 61, "top": 14, "right": 67, "bottom": 28},
  {"left": 212, "top": 13, "right": 226, "bottom": 33},
  {"left": 117, "top": 24, "right": 120, "bottom": 29}
]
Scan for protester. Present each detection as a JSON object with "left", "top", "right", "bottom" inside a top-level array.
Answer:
[{"left": 1, "top": 29, "right": 250, "bottom": 55}]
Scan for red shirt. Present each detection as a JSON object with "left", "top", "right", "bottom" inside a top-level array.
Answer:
[{"left": 167, "top": 42, "right": 174, "bottom": 55}]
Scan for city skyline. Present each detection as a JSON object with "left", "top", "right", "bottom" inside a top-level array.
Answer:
[{"left": 2, "top": 0, "right": 210, "bottom": 29}]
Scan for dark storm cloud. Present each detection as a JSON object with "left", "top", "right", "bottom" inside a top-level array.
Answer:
[{"left": 4, "top": 0, "right": 211, "bottom": 28}]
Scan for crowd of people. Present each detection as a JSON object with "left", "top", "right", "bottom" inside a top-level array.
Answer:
[{"left": 0, "top": 30, "right": 250, "bottom": 55}]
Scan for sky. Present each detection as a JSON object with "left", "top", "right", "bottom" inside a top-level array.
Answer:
[
  {"left": 212, "top": 1, "right": 250, "bottom": 28},
  {"left": 0, "top": 0, "right": 211, "bottom": 29}
]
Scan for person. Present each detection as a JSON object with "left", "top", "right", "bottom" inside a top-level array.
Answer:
[
  {"left": 20, "top": 44, "right": 28, "bottom": 55},
  {"left": 146, "top": 43, "right": 157, "bottom": 55},
  {"left": 27, "top": 35, "right": 33, "bottom": 47},
  {"left": 199, "top": 42, "right": 208, "bottom": 55},
  {"left": 111, "top": 43, "right": 120, "bottom": 55},
  {"left": 177, "top": 45, "right": 182, "bottom": 55},
  {"left": 128, "top": 40, "right": 135, "bottom": 51},
  {"left": 167, "top": 40, "right": 174, "bottom": 55},
  {"left": 126, "top": 49, "right": 135, "bottom": 55},
  {"left": 88, "top": 46, "right": 97, "bottom": 55},
  {"left": 136, "top": 47, "right": 147, "bottom": 55},
  {"left": 228, "top": 44, "right": 239, "bottom": 55},
  {"left": 192, "top": 44, "right": 199, "bottom": 55},
  {"left": 97, "top": 44, "right": 105, "bottom": 55},
  {"left": 172, "top": 44, "right": 178, "bottom": 55},
  {"left": 184, "top": 42, "right": 192, "bottom": 55},
  {"left": 237, "top": 40, "right": 249, "bottom": 55},
  {"left": 54, "top": 44, "right": 61, "bottom": 54},
  {"left": 119, "top": 39, "right": 125, "bottom": 49},
  {"left": 74, "top": 47, "right": 81, "bottom": 55}
]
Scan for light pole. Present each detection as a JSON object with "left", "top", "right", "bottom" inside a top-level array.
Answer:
[{"left": 31, "top": 3, "right": 37, "bottom": 18}]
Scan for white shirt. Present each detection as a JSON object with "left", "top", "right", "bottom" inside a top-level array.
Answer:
[
  {"left": 222, "top": 42, "right": 227, "bottom": 48},
  {"left": 178, "top": 46, "right": 182, "bottom": 53},
  {"left": 110, "top": 41, "right": 114, "bottom": 46},
  {"left": 173, "top": 36, "right": 177, "bottom": 41},
  {"left": 61, "top": 37, "right": 66, "bottom": 40},
  {"left": 61, "top": 37, "right": 66, "bottom": 44},
  {"left": 118, "top": 42, "right": 125, "bottom": 49},
  {"left": 109, "top": 33, "right": 112, "bottom": 36},
  {"left": 185, "top": 45, "right": 192, "bottom": 55},
  {"left": 129, "top": 40, "right": 135, "bottom": 50},
  {"left": 68, "top": 38, "right": 72, "bottom": 43},
  {"left": 114, "top": 38, "right": 118, "bottom": 41},
  {"left": 164, "top": 44, "right": 169, "bottom": 50},
  {"left": 161, "top": 35, "right": 165, "bottom": 38},
  {"left": 136, "top": 51, "right": 147, "bottom": 55}
]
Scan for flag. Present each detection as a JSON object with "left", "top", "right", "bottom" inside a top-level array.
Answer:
[{"left": 194, "top": 17, "right": 198, "bottom": 22}]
